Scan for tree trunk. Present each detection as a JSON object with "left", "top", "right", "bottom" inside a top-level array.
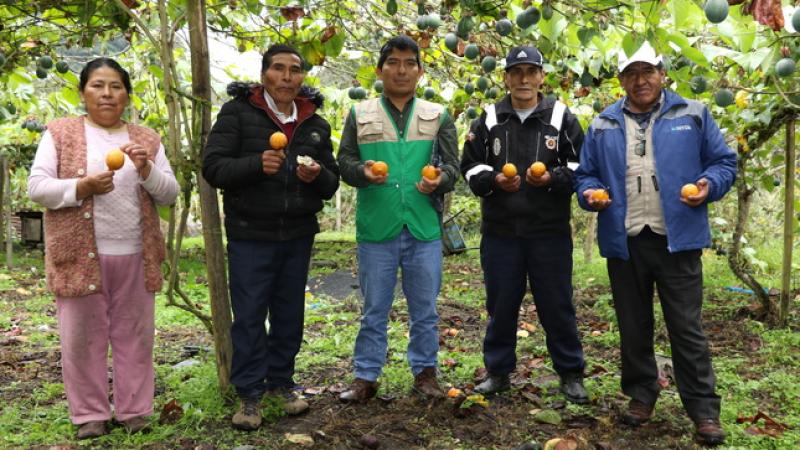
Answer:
[
  {"left": 582, "top": 213, "right": 596, "bottom": 263},
  {"left": 726, "top": 148, "right": 771, "bottom": 317},
  {"left": 780, "top": 119, "right": 795, "bottom": 326},
  {"left": 2, "top": 156, "right": 11, "bottom": 268},
  {"left": 187, "top": 0, "right": 233, "bottom": 393}
]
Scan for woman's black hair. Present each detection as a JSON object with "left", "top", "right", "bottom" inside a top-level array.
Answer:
[{"left": 78, "top": 57, "right": 132, "bottom": 93}]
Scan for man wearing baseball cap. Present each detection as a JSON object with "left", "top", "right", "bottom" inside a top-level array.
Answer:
[
  {"left": 575, "top": 41, "right": 735, "bottom": 445},
  {"left": 461, "top": 45, "right": 587, "bottom": 403}
]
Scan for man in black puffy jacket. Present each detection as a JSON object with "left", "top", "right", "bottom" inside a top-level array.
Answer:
[
  {"left": 460, "top": 45, "right": 587, "bottom": 403},
  {"left": 203, "top": 44, "right": 339, "bottom": 430}
]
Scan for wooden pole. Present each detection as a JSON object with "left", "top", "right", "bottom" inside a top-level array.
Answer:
[
  {"left": 780, "top": 118, "right": 795, "bottom": 326},
  {"left": 3, "top": 156, "right": 12, "bottom": 269}
]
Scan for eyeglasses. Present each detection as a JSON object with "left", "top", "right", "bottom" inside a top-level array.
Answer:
[{"left": 634, "top": 128, "right": 646, "bottom": 157}]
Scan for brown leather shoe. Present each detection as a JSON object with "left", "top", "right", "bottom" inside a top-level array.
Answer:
[
  {"left": 695, "top": 418, "right": 725, "bottom": 446},
  {"left": 412, "top": 367, "right": 444, "bottom": 399},
  {"left": 620, "top": 399, "right": 654, "bottom": 426},
  {"left": 121, "top": 416, "right": 150, "bottom": 434},
  {"left": 231, "top": 396, "right": 262, "bottom": 431},
  {"left": 76, "top": 421, "right": 108, "bottom": 439},
  {"left": 339, "top": 378, "right": 378, "bottom": 403}
]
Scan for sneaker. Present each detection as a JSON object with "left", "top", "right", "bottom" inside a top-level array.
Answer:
[
  {"left": 231, "top": 396, "right": 262, "bottom": 431},
  {"left": 559, "top": 372, "right": 589, "bottom": 404},
  {"left": 339, "top": 378, "right": 379, "bottom": 403},
  {"left": 474, "top": 374, "right": 510, "bottom": 395},
  {"left": 412, "top": 367, "right": 445, "bottom": 399},
  {"left": 268, "top": 387, "right": 309, "bottom": 415},
  {"left": 695, "top": 418, "right": 725, "bottom": 446},
  {"left": 620, "top": 399, "right": 654, "bottom": 427},
  {"left": 121, "top": 415, "right": 150, "bottom": 434},
  {"left": 76, "top": 421, "right": 108, "bottom": 440}
]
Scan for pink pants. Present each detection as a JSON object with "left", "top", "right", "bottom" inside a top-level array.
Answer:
[{"left": 56, "top": 253, "right": 155, "bottom": 424}]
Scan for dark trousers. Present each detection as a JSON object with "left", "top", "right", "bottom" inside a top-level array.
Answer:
[
  {"left": 607, "top": 227, "right": 720, "bottom": 421},
  {"left": 480, "top": 233, "right": 585, "bottom": 376},
  {"left": 228, "top": 237, "right": 314, "bottom": 398}
]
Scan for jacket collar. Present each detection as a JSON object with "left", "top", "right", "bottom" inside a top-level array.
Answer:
[
  {"left": 600, "top": 89, "right": 687, "bottom": 123},
  {"left": 494, "top": 92, "right": 555, "bottom": 120},
  {"left": 248, "top": 85, "right": 317, "bottom": 124}
]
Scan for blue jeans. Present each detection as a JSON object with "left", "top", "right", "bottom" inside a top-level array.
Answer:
[{"left": 353, "top": 228, "right": 442, "bottom": 381}]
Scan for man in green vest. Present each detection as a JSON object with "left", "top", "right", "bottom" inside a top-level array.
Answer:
[{"left": 337, "top": 35, "right": 459, "bottom": 402}]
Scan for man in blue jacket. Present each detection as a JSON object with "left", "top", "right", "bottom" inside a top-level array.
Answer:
[{"left": 574, "top": 42, "right": 735, "bottom": 446}]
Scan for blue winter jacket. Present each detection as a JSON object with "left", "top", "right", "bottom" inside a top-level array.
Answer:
[{"left": 574, "top": 89, "right": 737, "bottom": 260}]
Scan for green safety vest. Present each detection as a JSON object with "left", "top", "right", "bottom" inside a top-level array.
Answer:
[{"left": 353, "top": 97, "right": 446, "bottom": 242}]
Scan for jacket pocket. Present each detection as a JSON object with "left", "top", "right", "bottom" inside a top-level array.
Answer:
[
  {"left": 417, "top": 110, "right": 440, "bottom": 137},
  {"left": 357, "top": 114, "right": 384, "bottom": 145}
]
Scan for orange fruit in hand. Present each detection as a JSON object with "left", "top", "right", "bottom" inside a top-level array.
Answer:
[
  {"left": 421, "top": 165, "right": 438, "bottom": 180},
  {"left": 530, "top": 161, "right": 546, "bottom": 178},
  {"left": 681, "top": 183, "right": 699, "bottom": 199},
  {"left": 590, "top": 189, "right": 609, "bottom": 201},
  {"left": 371, "top": 161, "right": 389, "bottom": 176},
  {"left": 105, "top": 148, "right": 125, "bottom": 171},
  {"left": 269, "top": 131, "right": 288, "bottom": 150},
  {"left": 502, "top": 163, "right": 517, "bottom": 178}
]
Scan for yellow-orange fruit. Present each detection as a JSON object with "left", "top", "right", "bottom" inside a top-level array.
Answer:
[
  {"left": 371, "top": 161, "right": 389, "bottom": 176},
  {"left": 590, "top": 189, "right": 609, "bottom": 201},
  {"left": 681, "top": 183, "right": 699, "bottom": 198},
  {"left": 105, "top": 148, "right": 125, "bottom": 171},
  {"left": 269, "top": 131, "right": 288, "bottom": 150},
  {"left": 530, "top": 161, "right": 546, "bottom": 177},
  {"left": 421, "top": 165, "right": 438, "bottom": 180},
  {"left": 502, "top": 163, "right": 517, "bottom": 178}
]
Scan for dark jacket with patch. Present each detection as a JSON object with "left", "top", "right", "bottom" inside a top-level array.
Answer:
[
  {"left": 202, "top": 83, "right": 339, "bottom": 241},
  {"left": 460, "top": 94, "right": 584, "bottom": 237}
]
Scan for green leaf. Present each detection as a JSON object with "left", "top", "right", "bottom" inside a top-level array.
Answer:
[
  {"left": 60, "top": 87, "right": 80, "bottom": 106},
  {"left": 322, "top": 32, "right": 345, "bottom": 58},
  {"left": 532, "top": 409, "right": 561, "bottom": 425},
  {"left": 148, "top": 65, "right": 164, "bottom": 80},
  {"left": 621, "top": 33, "right": 644, "bottom": 58}
]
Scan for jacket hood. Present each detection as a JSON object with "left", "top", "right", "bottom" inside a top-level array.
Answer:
[{"left": 225, "top": 81, "right": 324, "bottom": 108}]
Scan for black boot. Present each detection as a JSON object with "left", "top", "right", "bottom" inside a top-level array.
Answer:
[
  {"left": 474, "top": 374, "right": 510, "bottom": 395},
  {"left": 559, "top": 372, "right": 588, "bottom": 404}
]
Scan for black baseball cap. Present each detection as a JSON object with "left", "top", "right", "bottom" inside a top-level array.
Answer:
[{"left": 505, "top": 46, "right": 543, "bottom": 70}]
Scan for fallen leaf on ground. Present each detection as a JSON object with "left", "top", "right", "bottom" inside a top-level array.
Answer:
[
  {"left": 159, "top": 399, "right": 183, "bottom": 425},
  {"left": 737, "top": 411, "right": 789, "bottom": 437},
  {"left": 284, "top": 433, "right": 314, "bottom": 446},
  {"left": 533, "top": 409, "right": 561, "bottom": 425}
]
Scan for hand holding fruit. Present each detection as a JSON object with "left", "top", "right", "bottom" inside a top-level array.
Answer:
[
  {"left": 76, "top": 171, "right": 115, "bottom": 200},
  {"left": 364, "top": 160, "right": 388, "bottom": 184},
  {"left": 263, "top": 131, "right": 288, "bottom": 175},
  {"left": 526, "top": 161, "right": 550, "bottom": 187},
  {"left": 119, "top": 142, "right": 152, "bottom": 179},
  {"left": 584, "top": 188, "right": 611, "bottom": 211},
  {"left": 680, "top": 178, "right": 709, "bottom": 207},
  {"left": 296, "top": 157, "right": 321, "bottom": 183},
  {"left": 416, "top": 164, "right": 441, "bottom": 194},
  {"left": 495, "top": 163, "right": 520, "bottom": 192}
]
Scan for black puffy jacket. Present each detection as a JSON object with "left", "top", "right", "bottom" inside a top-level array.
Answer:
[
  {"left": 460, "top": 94, "right": 584, "bottom": 237},
  {"left": 203, "top": 83, "right": 340, "bottom": 241}
]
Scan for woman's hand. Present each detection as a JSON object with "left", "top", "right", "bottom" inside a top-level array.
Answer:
[
  {"left": 120, "top": 142, "right": 152, "bottom": 179},
  {"left": 76, "top": 171, "right": 115, "bottom": 200}
]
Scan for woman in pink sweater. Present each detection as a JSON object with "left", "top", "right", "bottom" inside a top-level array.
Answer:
[{"left": 27, "top": 57, "right": 179, "bottom": 439}]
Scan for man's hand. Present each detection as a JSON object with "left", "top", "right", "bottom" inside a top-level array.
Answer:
[
  {"left": 525, "top": 168, "right": 551, "bottom": 187},
  {"left": 583, "top": 189, "right": 612, "bottom": 211},
  {"left": 262, "top": 149, "right": 286, "bottom": 175},
  {"left": 416, "top": 167, "right": 441, "bottom": 194},
  {"left": 363, "top": 160, "right": 388, "bottom": 185},
  {"left": 297, "top": 160, "right": 322, "bottom": 183},
  {"left": 494, "top": 172, "right": 520, "bottom": 192},
  {"left": 76, "top": 171, "right": 115, "bottom": 200},
  {"left": 120, "top": 142, "right": 152, "bottom": 179},
  {"left": 680, "top": 178, "right": 710, "bottom": 207}
]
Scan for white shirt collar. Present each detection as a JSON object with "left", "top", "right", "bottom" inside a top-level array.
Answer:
[{"left": 263, "top": 89, "right": 298, "bottom": 124}]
